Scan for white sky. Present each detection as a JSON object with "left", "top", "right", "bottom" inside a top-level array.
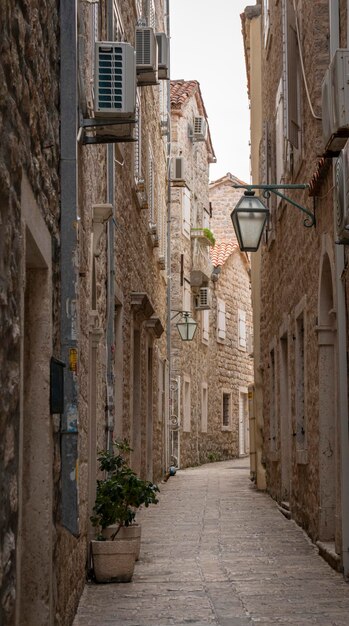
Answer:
[{"left": 170, "top": 0, "right": 251, "bottom": 184}]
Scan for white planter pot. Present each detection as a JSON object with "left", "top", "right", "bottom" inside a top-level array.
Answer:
[
  {"left": 102, "top": 524, "right": 142, "bottom": 560},
  {"left": 91, "top": 538, "right": 136, "bottom": 583}
]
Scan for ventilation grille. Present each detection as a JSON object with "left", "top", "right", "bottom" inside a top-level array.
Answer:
[
  {"left": 136, "top": 28, "right": 152, "bottom": 66},
  {"left": 196, "top": 287, "right": 211, "bottom": 310},
  {"left": 193, "top": 116, "right": 207, "bottom": 141},
  {"left": 94, "top": 42, "right": 135, "bottom": 117},
  {"left": 96, "top": 44, "right": 124, "bottom": 112}
]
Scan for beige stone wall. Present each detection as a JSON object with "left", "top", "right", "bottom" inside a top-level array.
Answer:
[
  {"left": 257, "top": 0, "right": 344, "bottom": 546},
  {"left": 0, "top": 2, "right": 60, "bottom": 624},
  {"left": 170, "top": 90, "right": 253, "bottom": 468}
]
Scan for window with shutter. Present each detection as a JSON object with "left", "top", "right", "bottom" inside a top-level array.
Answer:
[
  {"left": 183, "top": 376, "right": 191, "bottom": 432},
  {"left": 146, "top": 0, "right": 156, "bottom": 28},
  {"left": 285, "top": 0, "right": 301, "bottom": 151},
  {"left": 182, "top": 188, "right": 191, "bottom": 238},
  {"left": 201, "top": 383, "right": 208, "bottom": 433},
  {"left": 134, "top": 91, "right": 142, "bottom": 181},
  {"left": 135, "top": 0, "right": 143, "bottom": 18},
  {"left": 217, "top": 299, "right": 226, "bottom": 342},
  {"left": 263, "top": 0, "right": 270, "bottom": 46},
  {"left": 275, "top": 78, "right": 284, "bottom": 185},
  {"left": 238, "top": 309, "right": 247, "bottom": 351},
  {"left": 148, "top": 145, "right": 155, "bottom": 225},
  {"left": 222, "top": 391, "right": 232, "bottom": 429},
  {"left": 183, "top": 279, "right": 191, "bottom": 313},
  {"left": 202, "top": 310, "right": 209, "bottom": 345},
  {"left": 113, "top": 0, "right": 124, "bottom": 40},
  {"left": 92, "top": 3, "right": 99, "bottom": 41},
  {"left": 158, "top": 194, "right": 167, "bottom": 268}
]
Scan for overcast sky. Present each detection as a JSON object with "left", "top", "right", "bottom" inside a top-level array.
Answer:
[{"left": 170, "top": 0, "right": 251, "bottom": 184}]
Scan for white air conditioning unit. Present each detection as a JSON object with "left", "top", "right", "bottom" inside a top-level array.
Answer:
[
  {"left": 193, "top": 116, "right": 207, "bottom": 142},
  {"left": 136, "top": 26, "right": 158, "bottom": 86},
  {"left": 171, "top": 156, "right": 185, "bottom": 182},
  {"left": 335, "top": 141, "right": 349, "bottom": 241},
  {"left": 156, "top": 33, "right": 169, "bottom": 80},
  {"left": 322, "top": 49, "right": 349, "bottom": 155},
  {"left": 195, "top": 287, "right": 211, "bottom": 310},
  {"left": 94, "top": 42, "right": 136, "bottom": 118}
]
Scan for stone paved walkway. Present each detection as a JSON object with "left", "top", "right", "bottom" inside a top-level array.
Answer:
[{"left": 73, "top": 460, "right": 349, "bottom": 625}]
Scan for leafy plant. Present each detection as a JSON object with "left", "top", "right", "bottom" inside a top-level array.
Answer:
[
  {"left": 191, "top": 227, "right": 216, "bottom": 246},
  {"left": 203, "top": 228, "right": 216, "bottom": 246},
  {"left": 90, "top": 440, "right": 159, "bottom": 539}
]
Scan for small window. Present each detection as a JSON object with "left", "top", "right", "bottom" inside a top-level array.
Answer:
[
  {"left": 201, "top": 383, "right": 208, "bottom": 433},
  {"left": 183, "top": 279, "right": 191, "bottom": 313},
  {"left": 113, "top": 0, "right": 124, "bottom": 40},
  {"left": 182, "top": 188, "right": 191, "bottom": 238},
  {"left": 202, "top": 309, "right": 209, "bottom": 345},
  {"left": 222, "top": 391, "right": 232, "bottom": 429},
  {"left": 238, "top": 309, "right": 246, "bottom": 351},
  {"left": 134, "top": 90, "right": 142, "bottom": 181},
  {"left": 183, "top": 376, "right": 191, "bottom": 432},
  {"left": 217, "top": 299, "right": 226, "bottom": 342},
  {"left": 148, "top": 144, "right": 155, "bottom": 226}
]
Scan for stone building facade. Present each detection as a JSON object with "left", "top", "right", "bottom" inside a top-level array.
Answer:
[
  {"left": 242, "top": 0, "right": 349, "bottom": 577},
  {"left": 0, "top": 1, "right": 169, "bottom": 625},
  {"left": 169, "top": 81, "right": 253, "bottom": 467}
]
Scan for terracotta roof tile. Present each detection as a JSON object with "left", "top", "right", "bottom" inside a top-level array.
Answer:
[
  {"left": 210, "top": 239, "right": 239, "bottom": 267},
  {"left": 170, "top": 80, "right": 200, "bottom": 109}
]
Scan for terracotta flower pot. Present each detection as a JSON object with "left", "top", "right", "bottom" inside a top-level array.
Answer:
[
  {"left": 91, "top": 538, "right": 136, "bottom": 583},
  {"left": 101, "top": 523, "right": 142, "bottom": 560}
]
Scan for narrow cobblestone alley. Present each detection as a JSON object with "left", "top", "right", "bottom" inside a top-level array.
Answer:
[{"left": 73, "top": 460, "right": 349, "bottom": 626}]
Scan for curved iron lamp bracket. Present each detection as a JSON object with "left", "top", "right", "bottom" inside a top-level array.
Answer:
[{"left": 232, "top": 184, "right": 315, "bottom": 228}]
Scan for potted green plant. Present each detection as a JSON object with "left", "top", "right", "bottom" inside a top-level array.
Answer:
[{"left": 90, "top": 439, "right": 159, "bottom": 583}]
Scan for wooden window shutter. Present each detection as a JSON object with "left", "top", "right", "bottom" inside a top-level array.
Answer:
[
  {"left": 217, "top": 299, "right": 226, "bottom": 340},
  {"left": 134, "top": 93, "right": 141, "bottom": 179},
  {"left": 182, "top": 188, "right": 191, "bottom": 237},
  {"left": 286, "top": 0, "right": 299, "bottom": 149},
  {"left": 202, "top": 310, "right": 209, "bottom": 343},
  {"left": 238, "top": 309, "right": 247, "bottom": 350}
]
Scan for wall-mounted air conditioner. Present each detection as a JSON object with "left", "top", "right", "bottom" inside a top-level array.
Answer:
[
  {"left": 322, "top": 49, "right": 349, "bottom": 155},
  {"left": 193, "top": 116, "right": 207, "bottom": 142},
  {"left": 156, "top": 33, "right": 169, "bottom": 80},
  {"left": 136, "top": 26, "right": 158, "bottom": 86},
  {"left": 195, "top": 287, "right": 211, "bottom": 310},
  {"left": 335, "top": 141, "right": 349, "bottom": 241},
  {"left": 171, "top": 156, "right": 185, "bottom": 182},
  {"left": 94, "top": 42, "right": 136, "bottom": 117}
]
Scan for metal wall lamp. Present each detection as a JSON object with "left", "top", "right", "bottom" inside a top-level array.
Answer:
[
  {"left": 171, "top": 311, "right": 198, "bottom": 341},
  {"left": 231, "top": 184, "right": 316, "bottom": 252}
]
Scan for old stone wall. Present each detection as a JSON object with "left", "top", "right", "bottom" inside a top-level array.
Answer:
[
  {"left": 259, "top": 0, "right": 339, "bottom": 542},
  {"left": 0, "top": 2, "right": 60, "bottom": 624}
]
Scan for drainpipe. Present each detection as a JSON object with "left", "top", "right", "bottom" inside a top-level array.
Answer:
[
  {"left": 166, "top": 0, "right": 171, "bottom": 473},
  {"left": 330, "top": 1, "right": 349, "bottom": 578},
  {"left": 106, "top": 0, "right": 116, "bottom": 452},
  {"left": 60, "top": 0, "right": 79, "bottom": 535}
]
